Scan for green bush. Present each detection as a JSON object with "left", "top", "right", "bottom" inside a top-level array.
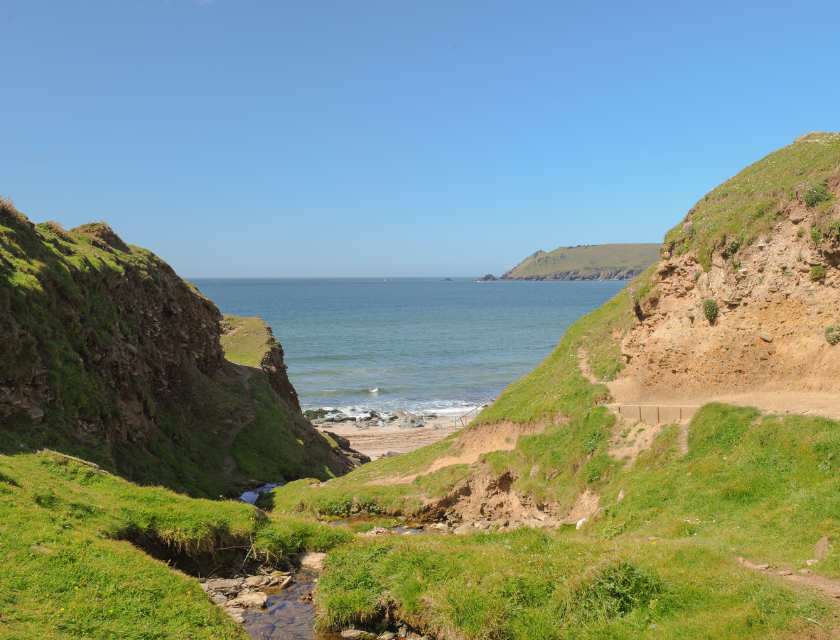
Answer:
[
  {"left": 703, "top": 299, "right": 719, "bottom": 323},
  {"left": 802, "top": 184, "right": 831, "bottom": 207},
  {"left": 582, "top": 428, "right": 607, "bottom": 455},
  {"left": 811, "top": 226, "right": 822, "bottom": 244},
  {"left": 811, "top": 265, "right": 826, "bottom": 281},
  {"left": 826, "top": 324, "right": 840, "bottom": 346},
  {"left": 572, "top": 561, "right": 664, "bottom": 621},
  {"left": 797, "top": 227, "right": 805, "bottom": 238}
]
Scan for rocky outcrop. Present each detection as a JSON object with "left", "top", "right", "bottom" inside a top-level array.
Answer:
[{"left": 260, "top": 334, "right": 301, "bottom": 412}]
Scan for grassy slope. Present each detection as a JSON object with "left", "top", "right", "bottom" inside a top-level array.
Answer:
[
  {"left": 0, "top": 451, "right": 350, "bottom": 639},
  {"left": 220, "top": 316, "right": 274, "bottom": 368},
  {"left": 271, "top": 136, "right": 840, "bottom": 638},
  {"left": 662, "top": 131, "right": 840, "bottom": 269},
  {"left": 502, "top": 243, "right": 661, "bottom": 279}
]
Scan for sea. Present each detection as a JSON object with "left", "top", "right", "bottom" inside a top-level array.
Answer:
[{"left": 191, "top": 278, "right": 626, "bottom": 418}]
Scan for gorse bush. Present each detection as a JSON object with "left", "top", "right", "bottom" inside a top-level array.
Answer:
[
  {"left": 826, "top": 324, "right": 840, "bottom": 346},
  {"left": 703, "top": 299, "right": 719, "bottom": 322}
]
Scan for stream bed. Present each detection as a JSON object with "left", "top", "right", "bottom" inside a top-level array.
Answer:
[{"left": 241, "top": 568, "right": 341, "bottom": 640}]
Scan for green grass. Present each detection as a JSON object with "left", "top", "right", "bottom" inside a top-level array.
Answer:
[
  {"left": 220, "top": 315, "right": 276, "bottom": 368},
  {"left": 502, "top": 243, "right": 661, "bottom": 280},
  {"left": 309, "top": 403, "right": 840, "bottom": 638},
  {"left": 0, "top": 451, "right": 350, "bottom": 639},
  {"left": 662, "top": 132, "right": 840, "bottom": 270},
  {"left": 316, "top": 529, "right": 831, "bottom": 639}
]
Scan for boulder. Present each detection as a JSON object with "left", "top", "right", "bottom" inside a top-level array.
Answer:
[
  {"left": 454, "top": 523, "right": 474, "bottom": 536},
  {"left": 397, "top": 413, "right": 425, "bottom": 429}
]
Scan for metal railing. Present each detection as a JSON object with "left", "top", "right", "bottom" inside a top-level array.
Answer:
[{"left": 453, "top": 397, "right": 496, "bottom": 428}]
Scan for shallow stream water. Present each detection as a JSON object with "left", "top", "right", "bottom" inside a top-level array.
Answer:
[{"left": 242, "top": 568, "right": 339, "bottom": 640}]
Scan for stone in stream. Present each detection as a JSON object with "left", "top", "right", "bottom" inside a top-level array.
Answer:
[
  {"left": 341, "top": 631, "right": 376, "bottom": 640},
  {"left": 227, "top": 591, "right": 268, "bottom": 609},
  {"left": 244, "top": 575, "right": 270, "bottom": 587}
]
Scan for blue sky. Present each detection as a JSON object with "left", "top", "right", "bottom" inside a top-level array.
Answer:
[{"left": 2, "top": 1, "right": 838, "bottom": 277}]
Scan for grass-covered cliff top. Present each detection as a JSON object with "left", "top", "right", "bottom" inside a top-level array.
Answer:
[
  {"left": 220, "top": 316, "right": 278, "bottom": 368},
  {"left": 501, "top": 243, "right": 660, "bottom": 280},
  {"left": 664, "top": 131, "right": 840, "bottom": 269}
]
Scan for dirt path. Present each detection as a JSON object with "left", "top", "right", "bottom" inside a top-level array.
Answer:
[
  {"left": 222, "top": 366, "right": 256, "bottom": 477},
  {"left": 576, "top": 349, "right": 840, "bottom": 421},
  {"left": 737, "top": 556, "right": 840, "bottom": 604}
]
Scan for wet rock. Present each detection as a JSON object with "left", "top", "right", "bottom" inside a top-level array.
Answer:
[
  {"left": 227, "top": 591, "right": 267, "bottom": 609},
  {"left": 244, "top": 575, "right": 270, "bottom": 587},
  {"left": 225, "top": 606, "right": 246, "bottom": 623},
  {"left": 341, "top": 631, "right": 375, "bottom": 640}
]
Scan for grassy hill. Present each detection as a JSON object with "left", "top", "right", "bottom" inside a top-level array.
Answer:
[
  {"left": 0, "top": 199, "right": 347, "bottom": 497},
  {"left": 501, "top": 243, "right": 661, "bottom": 280}
]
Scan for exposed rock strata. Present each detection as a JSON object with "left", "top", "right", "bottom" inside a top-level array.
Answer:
[{"left": 614, "top": 198, "right": 840, "bottom": 401}]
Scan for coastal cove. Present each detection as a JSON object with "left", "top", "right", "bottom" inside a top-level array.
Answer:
[{"left": 192, "top": 278, "right": 626, "bottom": 416}]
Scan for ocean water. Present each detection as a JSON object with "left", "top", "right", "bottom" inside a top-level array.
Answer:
[{"left": 191, "top": 278, "right": 625, "bottom": 416}]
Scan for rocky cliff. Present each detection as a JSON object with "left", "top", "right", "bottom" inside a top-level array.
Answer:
[
  {"left": 610, "top": 133, "right": 840, "bottom": 406},
  {"left": 0, "top": 199, "right": 351, "bottom": 496}
]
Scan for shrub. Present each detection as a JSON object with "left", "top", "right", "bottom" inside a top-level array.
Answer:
[
  {"left": 811, "top": 226, "right": 822, "bottom": 244},
  {"left": 573, "top": 561, "right": 664, "bottom": 621},
  {"left": 582, "top": 428, "right": 607, "bottom": 455},
  {"left": 826, "top": 324, "right": 840, "bottom": 346},
  {"left": 802, "top": 184, "right": 831, "bottom": 208},
  {"left": 703, "top": 299, "right": 719, "bottom": 323},
  {"left": 811, "top": 265, "right": 826, "bottom": 281},
  {"left": 797, "top": 227, "right": 805, "bottom": 238}
]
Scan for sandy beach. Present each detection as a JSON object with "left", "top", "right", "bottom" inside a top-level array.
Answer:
[{"left": 314, "top": 412, "right": 475, "bottom": 459}]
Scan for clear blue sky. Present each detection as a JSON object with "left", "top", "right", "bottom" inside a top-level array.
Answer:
[{"left": 2, "top": 1, "right": 838, "bottom": 277}]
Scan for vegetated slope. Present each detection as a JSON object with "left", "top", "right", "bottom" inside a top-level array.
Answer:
[
  {"left": 256, "top": 134, "right": 840, "bottom": 639},
  {"left": 0, "top": 451, "right": 350, "bottom": 639},
  {"left": 0, "top": 200, "right": 350, "bottom": 497},
  {"left": 500, "top": 243, "right": 660, "bottom": 281}
]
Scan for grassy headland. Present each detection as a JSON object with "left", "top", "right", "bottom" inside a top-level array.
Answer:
[{"left": 501, "top": 243, "right": 661, "bottom": 281}]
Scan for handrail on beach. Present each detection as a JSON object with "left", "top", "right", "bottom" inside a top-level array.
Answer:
[{"left": 455, "top": 397, "right": 495, "bottom": 428}]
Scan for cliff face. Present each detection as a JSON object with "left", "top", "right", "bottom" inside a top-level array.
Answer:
[
  {"left": 608, "top": 134, "right": 840, "bottom": 406},
  {"left": 0, "top": 201, "right": 349, "bottom": 495}
]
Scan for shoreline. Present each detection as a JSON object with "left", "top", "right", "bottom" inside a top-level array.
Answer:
[{"left": 311, "top": 407, "right": 481, "bottom": 459}]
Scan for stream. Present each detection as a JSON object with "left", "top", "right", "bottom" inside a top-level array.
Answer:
[{"left": 241, "top": 568, "right": 341, "bottom": 640}]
